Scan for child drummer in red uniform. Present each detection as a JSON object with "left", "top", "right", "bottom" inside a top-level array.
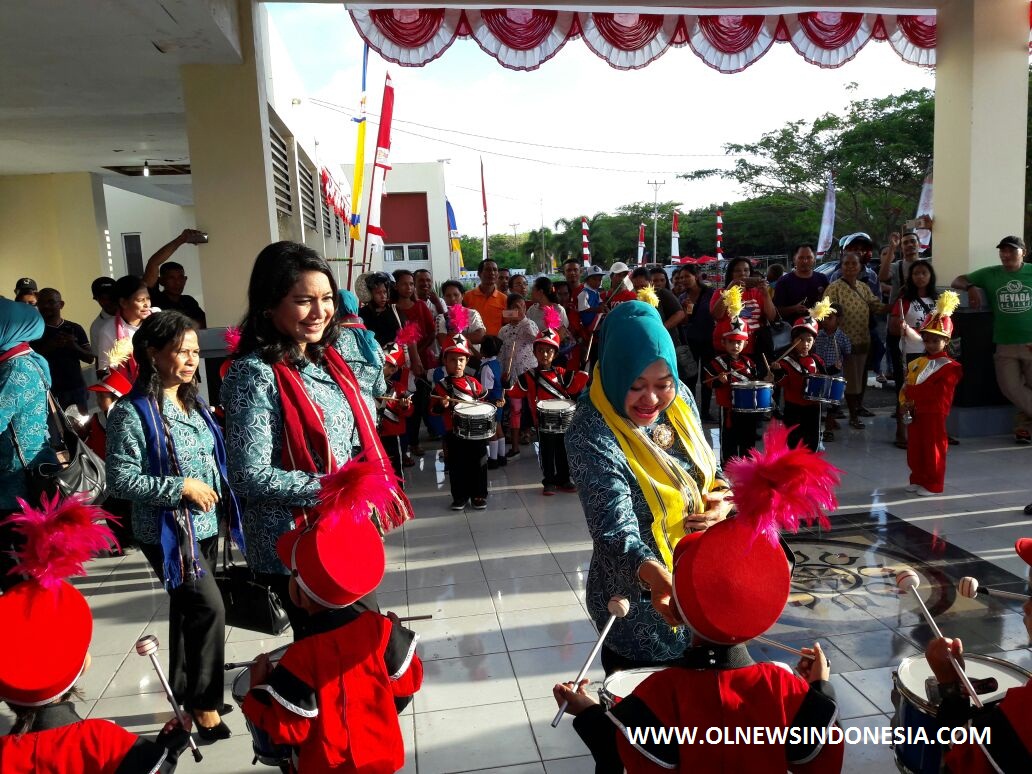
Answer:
[
  {"left": 243, "top": 491, "right": 423, "bottom": 774},
  {"left": 378, "top": 343, "right": 414, "bottom": 485},
  {"left": 553, "top": 422, "right": 845, "bottom": 773},
  {"left": 430, "top": 333, "right": 490, "bottom": 511},
  {"left": 0, "top": 494, "right": 193, "bottom": 773},
  {"left": 506, "top": 327, "right": 589, "bottom": 496},
  {"left": 703, "top": 286, "right": 759, "bottom": 464},
  {"left": 899, "top": 291, "right": 963, "bottom": 496},
  {"left": 772, "top": 299, "right": 832, "bottom": 453}
]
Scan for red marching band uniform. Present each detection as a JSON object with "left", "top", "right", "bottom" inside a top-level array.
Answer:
[
  {"left": 378, "top": 343, "right": 414, "bottom": 482},
  {"left": 703, "top": 315, "right": 759, "bottom": 463},
  {"left": 900, "top": 296, "right": 963, "bottom": 494}
]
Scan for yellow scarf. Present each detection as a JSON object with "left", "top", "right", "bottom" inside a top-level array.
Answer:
[{"left": 589, "top": 366, "right": 719, "bottom": 569}]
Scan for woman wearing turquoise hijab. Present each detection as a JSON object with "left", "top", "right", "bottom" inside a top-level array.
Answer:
[
  {"left": 0, "top": 298, "right": 56, "bottom": 591},
  {"left": 566, "top": 301, "right": 732, "bottom": 672}
]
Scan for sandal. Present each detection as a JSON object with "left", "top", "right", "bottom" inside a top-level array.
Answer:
[
  {"left": 822, "top": 431, "right": 835, "bottom": 442},
  {"left": 857, "top": 407, "right": 875, "bottom": 418},
  {"left": 849, "top": 418, "right": 865, "bottom": 429}
]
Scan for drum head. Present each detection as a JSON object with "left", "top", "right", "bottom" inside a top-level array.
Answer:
[
  {"left": 231, "top": 644, "right": 290, "bottom": 705},
  {"left": 454, "top": 401, "right": 494, "bottom": 417},
  {"left": 600, "top": 667, "right": 664, "bottom": 703},
  {"left": 732, "top": 381, "right": 772, "bottom": 389},
  {"left": 538, "top": 399, "right": 575, "bottom": 411},
  {"left": 896, "top": 654, "right": 1031, "bottom": 710}
]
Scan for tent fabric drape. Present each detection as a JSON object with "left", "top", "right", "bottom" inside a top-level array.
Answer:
[{"left": 348, "top": 8, "right": 1015, "bottom": 72}]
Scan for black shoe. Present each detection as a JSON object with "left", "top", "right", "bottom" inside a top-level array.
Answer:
[
  {"left": 1024, "top": 503, "right": 1032, "bottom": 517},
  {"left": 542, "top": 485, "right": 557, "bottom": 496},
  {"left": 487, "top": 458, "right": 499, "bottom": 470},
  {"left": 506, "top": 449, "right": 521, "bottom": 461},
  {"left": 195, "top": 718, "right": 232, "bottom": 741},
  {"left": 450, "top": 499, "right": 467, "bottom": 511},
  {"left": 948, "top": 435, "right": 960, "bottom": 446},
  {"left": 497, "top": 455, "right": 507, "bottom": 467},
  {"left": 471, "top": 497, "right": 488, "bottom": 510},
  {"left": 857, "top": 407, "right": 875, "bottom": 418}
]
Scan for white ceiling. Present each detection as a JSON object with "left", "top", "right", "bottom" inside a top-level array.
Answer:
[{"left": 0, "top": 0, "right": 242, "bottom": 189}]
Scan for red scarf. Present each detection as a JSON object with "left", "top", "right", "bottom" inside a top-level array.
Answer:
[
  {"left": 0, "top": 342, "right": 31, "bottom": 364},
  {"left": 271, "top": 347, "right": 412, "bottom": 532}
]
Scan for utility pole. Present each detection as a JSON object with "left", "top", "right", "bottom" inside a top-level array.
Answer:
[
  {"left": 510, "top": 222, "right": 520, "bottom": 258},
  {"left": 648, "top": 180, "right": 665, "bottom": 265}
]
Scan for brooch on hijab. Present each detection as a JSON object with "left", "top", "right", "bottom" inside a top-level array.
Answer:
[{"left": 651, "top": 423, "right": 675, "bottom": 450}]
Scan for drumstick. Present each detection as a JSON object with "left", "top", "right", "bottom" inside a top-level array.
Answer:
[
  {"left": 552, "top": 596, "right": 630, "bottom": 728},
  {"left": 958, "top": 576, "right": 1030, "bottom": 602},
  {"left": 770, "top": 338, "right": 802, "bottom": 367},
  {"left": 753, "top": 635, "right": 816, "bottom": 660},
  {"left": 136, "top": 635, "right": 203, "bottom": 762},
  {"left": 223, "top": 615, "right": 435, "bottom": 670},
  {"left": 895, "top": 570, "right": 984, "bottom": 708}
]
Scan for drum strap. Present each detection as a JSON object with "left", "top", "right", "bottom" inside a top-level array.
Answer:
[
  {"left": 715, "top": 356, "right": 752, "bottom": 384},
  {"left": 534, "top": 370, "right": 569, "bottom": 400},
  {"left": 782, "top": 355, "right": 809, "bottom": 376},
  {"left": 446, "top": 377, "right": 478, "bottom": 402}
]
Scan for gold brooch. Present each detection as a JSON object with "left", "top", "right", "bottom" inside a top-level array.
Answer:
[{"left": 651, "top": 423, "right": 675, "bottom": 450}]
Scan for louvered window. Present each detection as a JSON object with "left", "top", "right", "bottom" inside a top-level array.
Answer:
[
  {"left": 270, "top": 128, "right": 292, "bottom": 215},
  {"left": 299, "top": 165, "right": 317, "bottom": 230},
  {"left": 322, "top": 198, "right": 332, "bottom": 238}
]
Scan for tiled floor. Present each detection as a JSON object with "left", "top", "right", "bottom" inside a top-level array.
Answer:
[{"left": 5, "top": 414, "right": 1031, "bottom": 773}]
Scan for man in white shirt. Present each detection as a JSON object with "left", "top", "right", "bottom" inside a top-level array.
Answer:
[{"left": 88, "top": 276, "right": 118, "bottom": 375}]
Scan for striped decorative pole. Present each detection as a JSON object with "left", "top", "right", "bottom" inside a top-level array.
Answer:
[
  {"left": 636, "top": 223, "right": 646, "bottom": 266},
  {"left": 716, "top": 210, "right": 724, "bottom": 263},
  {"left": 670, "top": 210, "right": 680, "bottom": 264},
  {"left": 581, "top": 217, "right": 591, "bottom": 267}
]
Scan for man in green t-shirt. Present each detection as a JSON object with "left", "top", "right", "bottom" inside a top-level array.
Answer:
[{"left": 952, "top": 236, "right": 1032, "bottom": 455}]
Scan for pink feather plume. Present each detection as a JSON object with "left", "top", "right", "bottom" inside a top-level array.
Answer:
[
  {"left": 8, "top": 493, "right": 119, "bottom": 590},
  {"left": 223, "top": 325, "right": 241, "bottom": 354},
  {"left": 722, "top": 421, "right": 841, "bottom": 545},
  {"left": 318, "top": 458, "right": 412, "bottom": 532},
  {"left": 395, "top": 321, "right": 422, "bottom": 347},
  {"left": 543, "top": 305, "right": 562, "bottom": 331},
  {"left": 448, "top": 303, "right": 469, "bottom": 333}
]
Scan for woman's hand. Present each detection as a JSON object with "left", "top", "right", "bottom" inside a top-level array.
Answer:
[
  {"left": 552, "top": 679, "right": 598, "bottom": 717},
  {"left": 684, "top": 488, "right": 732, "bottom": 531},
  {"left": 182, "top": 478, "right": 219, "bottom": 512},
  {"left": 639, "top": 560, "right": 682, "bottom": 626}
]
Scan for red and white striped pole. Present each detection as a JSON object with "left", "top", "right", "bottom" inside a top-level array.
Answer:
[
  {"left": 716, "top": 210, "right": 724, "bottom": 263},
  {"left": 581, "top": 217, "right": 591, "bottom": 267},
  {"left": 636, "top": 223, "right": 646, "bottom": 266},
  {"left": 670, "top": 210, "right": 680, "bottom": 264}
]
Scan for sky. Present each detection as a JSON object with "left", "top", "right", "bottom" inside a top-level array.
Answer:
[{"left": 266, "top": 4, "right": 934, "bottom": 240}]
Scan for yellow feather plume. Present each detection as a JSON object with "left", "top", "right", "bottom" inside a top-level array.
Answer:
[
  {"left": 936, "top": 290, "right": 960, "bottom": 319},
  {"left": 637, "top": 285, "right": 659, "bottom": 308},
  {"left": 106, "top": 337, "right": 134, "bottom": 368},
  {"left": 723, "top": 284, "right": 743, "bottom": 319},
  {"left": 809, "top": 297, "right": 833, "bottom": 323}
]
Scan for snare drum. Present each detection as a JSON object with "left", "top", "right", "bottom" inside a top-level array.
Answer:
[
  {"left": 232, "top": 646, "right": 293, "bottom": 767},
  {"left": 537, "top": 399, "right": 576, "bottom": 434},
  {"left": 802, "top": 374, "right": 846, "bottom": 404},
  {"left": 452, "top": 401, "right": 497, "bottom": 440},
  {"left": 892, "top": 654, "right": 1031, "bottom": 774},
  {"left": 599, "top": 667, "right": 664, "bottom": 709},
  {"left": 730, "top": 381, "right": 773, "bottom": 413}
]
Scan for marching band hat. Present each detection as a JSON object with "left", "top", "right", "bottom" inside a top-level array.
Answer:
[
  {"left": 919, "top": 290, "right": 960, "bottom": 340},
  {"left": 722, "top": 316, "right": 750, "bottom": 341},
  {"left": 533, "top": 328, "right": 561, "bottom": 351},
  {"left": 442, "top": 333, "right": 472, "bottom": 358},
  {"left": 383, "top": 342, "right": 406, "bottom": 367},
  {"left": 87, "top": 370, "right": 133, "bottom": 398}
]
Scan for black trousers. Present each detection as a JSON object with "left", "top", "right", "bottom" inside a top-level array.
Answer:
[
  {"left": 406, "top": 379, "right": 432, "bottom": 447},
  {"left": 719, "top": 408, "right": 759, "bottom": 464},
  {"left": 381, "top": 433, "right": 405, "bottom": 487},
  {"left": 539, "top": 432, "right": 570, "bottom": 487},
  {"left": 445, "top": 432, "right": 487, "bottom": 502},
  {"left": 141, "top": 536, "right": 225, "bottom": 713},
  {"left": 0, "top": 509, "right": 21, "bottom": 593},
  {"left": 784, "top": 401, "right": 822, "bottom": 452}
]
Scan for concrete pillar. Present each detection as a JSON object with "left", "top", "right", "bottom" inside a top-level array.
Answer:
[
  {"left": 932, "top": 0, "right": 1029, "bottom": 280},
  {"left": 180, "top": 0, "right": 277, "bottom": 327},
  {"left": 0, "top": 172, "right": 109, "bottom": 326}
]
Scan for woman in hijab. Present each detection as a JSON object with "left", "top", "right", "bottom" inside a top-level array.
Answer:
[
  {"left": 0, "top": 298, "right": 56, "bottom": 591},
  {"left": 565, "top": 301, "right": 732, "bottom": 673},
  {"left": 338, "top": 289, "right": 387, "bottom": 420}
]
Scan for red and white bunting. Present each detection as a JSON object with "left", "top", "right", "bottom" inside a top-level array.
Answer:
[
  {"left": 716, "top": 210, "right": 724, "bottom": 261},
  {"left": 671, "top": 210, "right": 680, "bottom": 262},
  {"left": 581, "top": 216, "right": 591, "bottom": 267},
  {"left": 637, "top": 223, "right": 646, "bottom": 265},
  {"left": 320, "top": 168, "right": 350, "bottom": 221}
]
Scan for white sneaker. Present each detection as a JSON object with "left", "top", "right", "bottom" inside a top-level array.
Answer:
[
  {"left": 915, "top": 487, "right": 936, "bottom": 497},
  {"left": 905, "top": 484, "right": 919, "bottom": 493}
]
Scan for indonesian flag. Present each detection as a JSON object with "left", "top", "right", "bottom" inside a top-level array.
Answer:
[
  {"left": 581, "top": 217, "right": 591, "bottom": 267},
  {"left": 637, "top": 223, "right": 646, "bottom": 265},
  {"left": 816, "top": 172, "right": 836, "bottom": 259},
  {"left": 363, "top": 72, "right": 394, "bottom": 263},
  {"left": 671, "top": 210, "right": 680, "bottom": 263},
  {"left": 915, "top": 171, "right": 933, "bottom": 251}
]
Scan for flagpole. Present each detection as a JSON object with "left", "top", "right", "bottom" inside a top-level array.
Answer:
[
  {"left": 346, "top": 43, "right": 370, "bottom": 291},
  {"left": 481, "top": 157, "right": 489, "bottom": 262}
]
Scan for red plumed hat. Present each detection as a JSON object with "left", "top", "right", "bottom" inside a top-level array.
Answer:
[
  {"left": 534, "top": 328, "right": 561, "bottom": 351},
  {"left": 1016, "top": 538, "right": 1032, "bottom": 567},
  {"left": 671, "top": 422, "right": 840, "bottom": 644},
  {"left": 277, "top": 514, "right": 385, "bottom": 609},
  {"left": 383, "top": 342, "right": 406, "bottom": 368},
  {"left": 0, "top": 494, "right": 117, "bottom": 706},
  {"left": 722, "top": 316, "right": 750, "bottom": 342},
  {"left": 442, "top": 333, "right": 472, "bottom": 358},
  {"left": 87, "top": 370, "right": 133, "bottom": 398}
]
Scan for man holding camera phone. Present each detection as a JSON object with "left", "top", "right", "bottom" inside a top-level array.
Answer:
[{"left": 143, "top": 228, "right": 208, "bottom": 327}]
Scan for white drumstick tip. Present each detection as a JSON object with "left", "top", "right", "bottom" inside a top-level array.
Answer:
[
  {"left": 895, "top": 569, "right": 920, "bottom": 592},
  {"left": 135, "top": 634, "right": 159, "bottom": 657},
  {"left": 958, "top": 576, "right": 979, "bottom": 599},
  {"left": 607, "top": 596, "right": 630, "bottom": 619}
]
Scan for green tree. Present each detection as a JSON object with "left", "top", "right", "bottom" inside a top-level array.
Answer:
[{"left": 683, "top": 88, "right": 934, "bottom": 244}]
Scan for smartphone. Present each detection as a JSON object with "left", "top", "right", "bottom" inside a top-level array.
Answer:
[{"left": 502, "top": 309, "right": 517, "bottom": 320}]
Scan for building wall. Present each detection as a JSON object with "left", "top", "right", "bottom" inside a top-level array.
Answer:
[
  {"left": 0, "top": 172, "right": 108, "bottom": 329},
  {"left": 103, "top": 186, "right": 207, "bottom": 314}
]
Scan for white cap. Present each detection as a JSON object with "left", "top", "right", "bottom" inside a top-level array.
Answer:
[
  {"left": 583, "top": 265, "right": 605, "bottom": 278},
  {"left": 609, "top": 261, "right": 630, "bottom": 274}
]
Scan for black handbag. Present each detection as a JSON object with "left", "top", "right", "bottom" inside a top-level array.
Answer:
[
  {"left": 215, "top": 537, "right": 291, "bottom": 636},
  {"left": 11, "top": 392, "right": 107, "bottom": 505}
]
